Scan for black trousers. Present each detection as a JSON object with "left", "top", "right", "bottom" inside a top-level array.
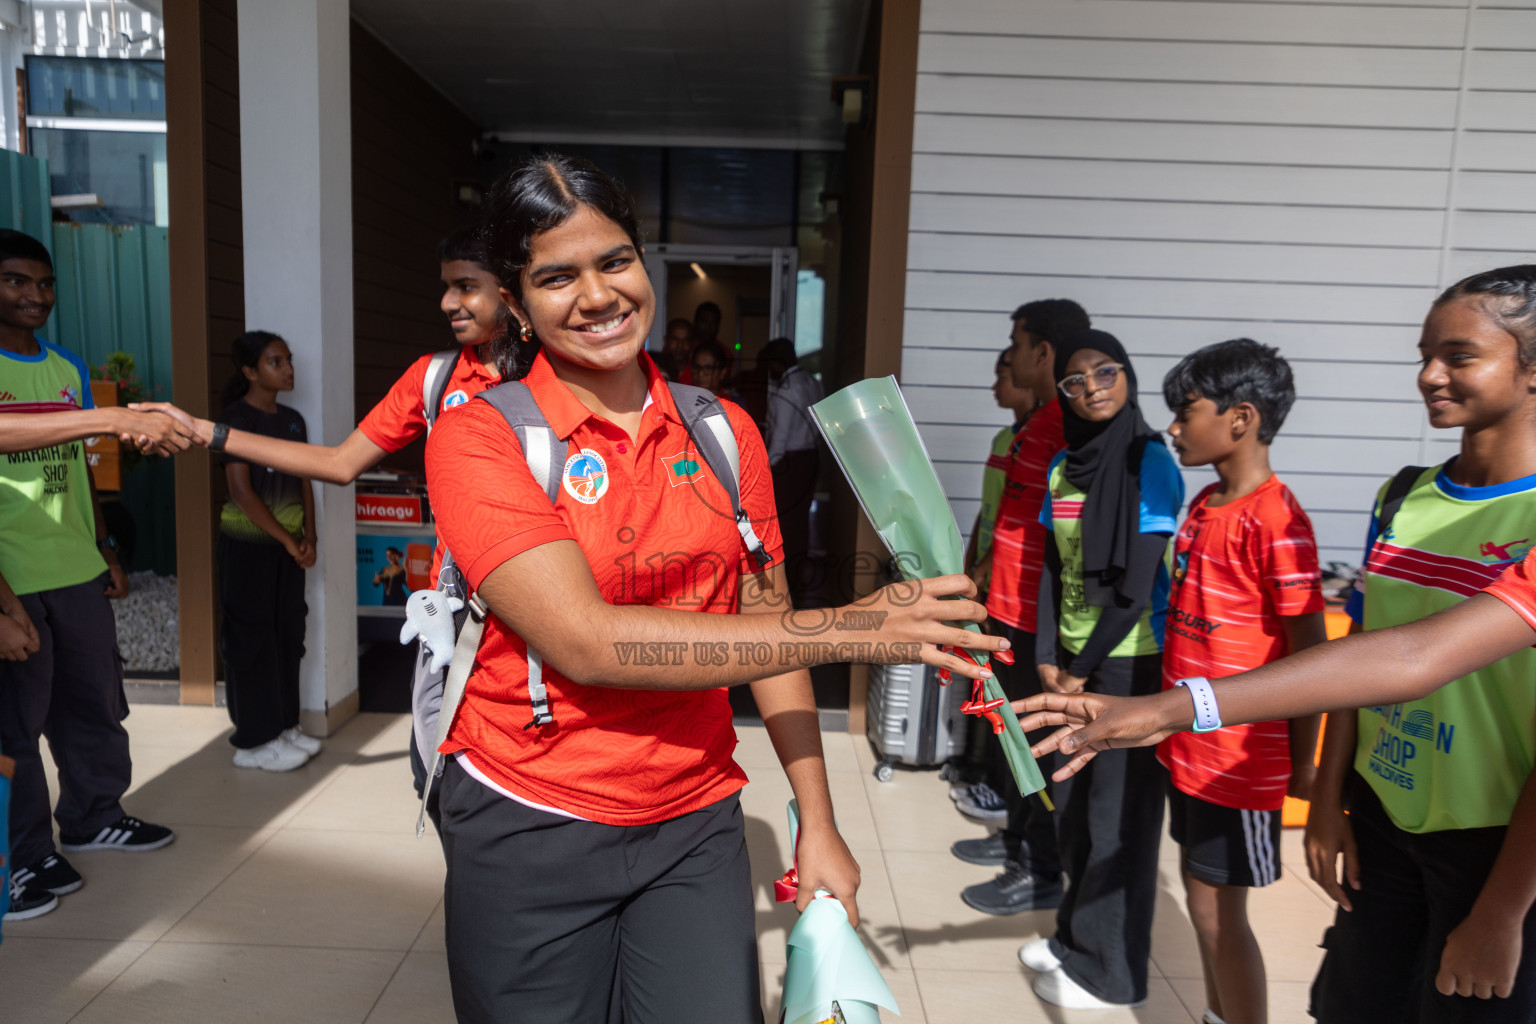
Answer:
[
  {"left": 1310, "top": 775, "right": 1536, "bottom": 1023},
  {"left": 987, "top": 621, "right": 1061, "bottom": 877},
  {"left": 439, "top": 758, "right": 764, "bottom": 1024},
  {"left": 0, "top": 575, "right": 131, "bottom": 867},
  {"left": 1050, "top": 651, "right": 1166, "bottom": 1005},
  {"left": 216, "top": 534, "right": 306, "bottom": 749}
]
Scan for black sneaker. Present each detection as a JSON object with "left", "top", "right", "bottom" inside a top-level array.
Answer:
[
  {"left": 951, "top": 833, "right": 1009, "bottom": 866},
  {"left": 59, "top": 816, "right": 175, "bottom": 853},
  {"left": 12, "top": 853, "right": 83, "bottom": 895},
  {"left": 5, "top": 877, "right": 59, "bottom": 921},
  {"left": 961, "top": 860, "right": 1064, "bottom": 916}
]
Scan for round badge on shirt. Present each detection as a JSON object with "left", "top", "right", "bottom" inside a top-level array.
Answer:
[{"left": 563, "top": 449, "right": 609, "bottom": 504}]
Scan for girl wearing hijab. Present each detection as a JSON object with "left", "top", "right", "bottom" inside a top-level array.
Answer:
[{"left": 1024, "top": 328, "right": 1185, "bottom": 1009}]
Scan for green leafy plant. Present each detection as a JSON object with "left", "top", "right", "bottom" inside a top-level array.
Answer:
[{"left": 94, "top": 351, "right": 150, "bottom": 405}]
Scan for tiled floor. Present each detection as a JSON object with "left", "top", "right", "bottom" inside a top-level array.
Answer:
[{"left": 1, "top": 706, "right": 1336, "bottom": 1023}]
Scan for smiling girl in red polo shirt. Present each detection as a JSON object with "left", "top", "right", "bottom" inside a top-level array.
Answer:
[{"left": 422, "top": 154, "right": 1005, "bottom": 1024}]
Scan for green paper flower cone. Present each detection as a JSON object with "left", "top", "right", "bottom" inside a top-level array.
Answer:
[
  {"left": 811, "top": 376, "right": 1049, "bottom": 805},
  {"left": 779, "top": 801, "right": 899, "bottom": 1024}
]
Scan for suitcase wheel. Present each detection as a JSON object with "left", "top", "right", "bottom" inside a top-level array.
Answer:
[{"left": 873, "top": 761, "right": 895, "bottom": 783}]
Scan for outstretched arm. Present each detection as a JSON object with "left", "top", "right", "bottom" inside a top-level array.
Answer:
[
  {"left": 475, "top": 538, "right": 1006, "bottom": 690},
  {"left": 132, "top": 403, "right": 387, "bottom": 485},
  {"left": 1016, "top": 593, "right": 1535, "bottom": 778},
  {"left": 0, "top": 407, "right": 197, "bottom": 455}
]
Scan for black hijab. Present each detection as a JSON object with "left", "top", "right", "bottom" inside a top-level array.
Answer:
[{"left": 1054, "top": 329, "right": 1163, "bottom": 609}]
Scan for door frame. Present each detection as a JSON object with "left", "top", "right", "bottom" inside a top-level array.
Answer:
[{"left": 644, "top": 243, "right": 798, "bottom": 352}]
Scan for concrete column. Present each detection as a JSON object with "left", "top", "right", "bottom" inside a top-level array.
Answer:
[{"left": 237, "top": 0, "right": 357, "bottom": 734}]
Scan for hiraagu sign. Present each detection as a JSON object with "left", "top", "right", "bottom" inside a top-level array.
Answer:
[{"left": 356, "top": 494, "right": 423, "bottom": 524}]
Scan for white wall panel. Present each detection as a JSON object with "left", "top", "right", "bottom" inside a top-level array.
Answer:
[
  {"left": 1465, "top": 50, "right": 1536, "bottom": 91},
  {"left": 912, "top": 154, "right": 1450, "bottom": 207},
  {"left": 1461, "top": 92, "right": 1536, "bottom": 133},
  {"left": 905, "top": 310, "right": 1426, "bottom": 362},
  {"left": 1459, "top": 131, "right": 1536, "bottom": 172},
  {"left": 913, "top": 114, "right": 1454, "bottom": 169},
  {"left": 1449, "top": 211, "right": 1536, "bottom": 251},
  {"left": 1468, "top": 8, "right": 1536, "bottom": 47},
  {"left": 917, "top": 35, "right": 1464, "bottom": 87},
  {"left": 1444, "top": 249, "right": 1536, "bottom": 283},
  {"left": 916, "top": 75, "right": 1460, "bottom": 130},
  {"left": 908, "top": 233, "right": 1442, "bottom": 286},
  {"left": 1455, "top": 171, "right": 1536, "bottom": 211},
  {"left": 920, "top": 1, "right": 1465, "bottom": 46},
  {"left": 909, "top": 0, "right": 1536, "bottom": 562},
  {"left": 905, "top": 272, "right": 1435, "bottom": 325},
  {"left": 909, "top": 193, "right": 1447, "bottom": 248}
]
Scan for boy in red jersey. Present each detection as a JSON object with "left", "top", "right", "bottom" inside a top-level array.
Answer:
[
  {"left": 1160, "top": 339, "right": 1328, "bottom": 1024},
  {"left": 952, "top": 299, "right": 1087, "bottom": 914}
]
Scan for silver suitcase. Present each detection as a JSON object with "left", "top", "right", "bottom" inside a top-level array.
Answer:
[{"left": 866, "top": 662, "right": 967, "bottom": 781}]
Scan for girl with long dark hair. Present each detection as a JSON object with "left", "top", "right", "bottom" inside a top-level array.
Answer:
[{"left": 422, "top": 153, "right": 1005, "bottom": 1022}]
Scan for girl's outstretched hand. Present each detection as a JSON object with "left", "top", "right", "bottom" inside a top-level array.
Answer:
[{"left": 1011, "top": 690, "right": 1186, "bottom": 781}]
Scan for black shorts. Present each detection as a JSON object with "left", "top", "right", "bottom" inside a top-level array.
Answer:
[{"left": 1167, "top": 781, "right": 1281, "bottom": 888}]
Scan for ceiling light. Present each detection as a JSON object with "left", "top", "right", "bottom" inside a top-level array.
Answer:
[{"left": 690, "top": 263, "right": 706, "bottom": 280}]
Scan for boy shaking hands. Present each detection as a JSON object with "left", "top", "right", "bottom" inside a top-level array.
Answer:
[{"left": 1161, "top": 339, "right": 1328, "bottom": 1024}]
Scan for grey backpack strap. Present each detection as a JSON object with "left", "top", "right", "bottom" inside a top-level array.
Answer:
[
  {"left": 478, "top": 381, "right": 565, "bottom": 503},
  {"left": 474, "top": 381, "right": 572, "bottom": 728},
  {"left": 416, "top": 592, "right": 485, "bottom": 838},
  {"left": 421, "top": 350, "right": 460, "bottom": 433},
  {"left": 667, "top": 382, "right": 771, "bottom": 569}
]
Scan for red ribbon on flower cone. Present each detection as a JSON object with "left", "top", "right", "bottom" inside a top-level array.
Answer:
[
  {"left": 936, "top": 646, "right": 1013, "bottom": 735},
  {"left": 775, "top": 864, "right": 800, "bottom": 903}
]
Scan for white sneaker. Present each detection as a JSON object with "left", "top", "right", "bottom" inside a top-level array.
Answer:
[
  {"left": 1032, "top": 968, "right": 1145, "bottom": 1009},
  {"left": 1018, "top": 937, "right": 1062, "bottom": 973},
  {"left": 233, "top": 736, "right": 310, "bottom": 772},
  {"left": 281, "top": 727, "right": 322, "bottom": 756}
]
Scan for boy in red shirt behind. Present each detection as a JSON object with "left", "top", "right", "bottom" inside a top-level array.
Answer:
[{"left": 1160, "top": 339, "right": 1328, "bottom": 1024}]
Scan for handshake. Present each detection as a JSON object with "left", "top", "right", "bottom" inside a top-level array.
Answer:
[{"left": 95, "top": 401, "right": 206, "bottom": 457}]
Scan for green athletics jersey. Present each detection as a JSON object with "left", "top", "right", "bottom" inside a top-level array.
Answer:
[
  {"left": 976, "top": 423, "right": 1019, "bottom": 562},
  {"left": 1039, "top": 442, "right": 1183, "bottom": 659},
  {"left": 1347, "top": 464, "right": 1536, "bottom": 833},
  {"left": 0, "top": 340, "right": 108, "bottom": 595}
]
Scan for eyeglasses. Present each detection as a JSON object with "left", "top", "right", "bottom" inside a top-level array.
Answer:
[
  {"left": 1058, "top": 363, "right": 1125, "bottom": 399},
  {"left": 692, "top": 361, "right": 720, "bottom": 372}
]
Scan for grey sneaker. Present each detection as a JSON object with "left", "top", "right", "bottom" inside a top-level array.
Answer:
[
  {"left": 955, "top": 783, "right": 1007, "bottom": 820},
  {"left": 962, "top": 861, "right": 1063, "bottom": 915},
  {"left": 951, "top": 833, "right": 1008, "bottom": 866}
]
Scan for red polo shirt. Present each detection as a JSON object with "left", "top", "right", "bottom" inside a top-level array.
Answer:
[
  {"left": 425, "top": 348, "right": 783, "bottom": 825},
  {"left": 358, "top": 346, "right": 501, "bottom": 581},
  {"left": 358, "top": 346, "right": 501, "bottom": 452}
]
